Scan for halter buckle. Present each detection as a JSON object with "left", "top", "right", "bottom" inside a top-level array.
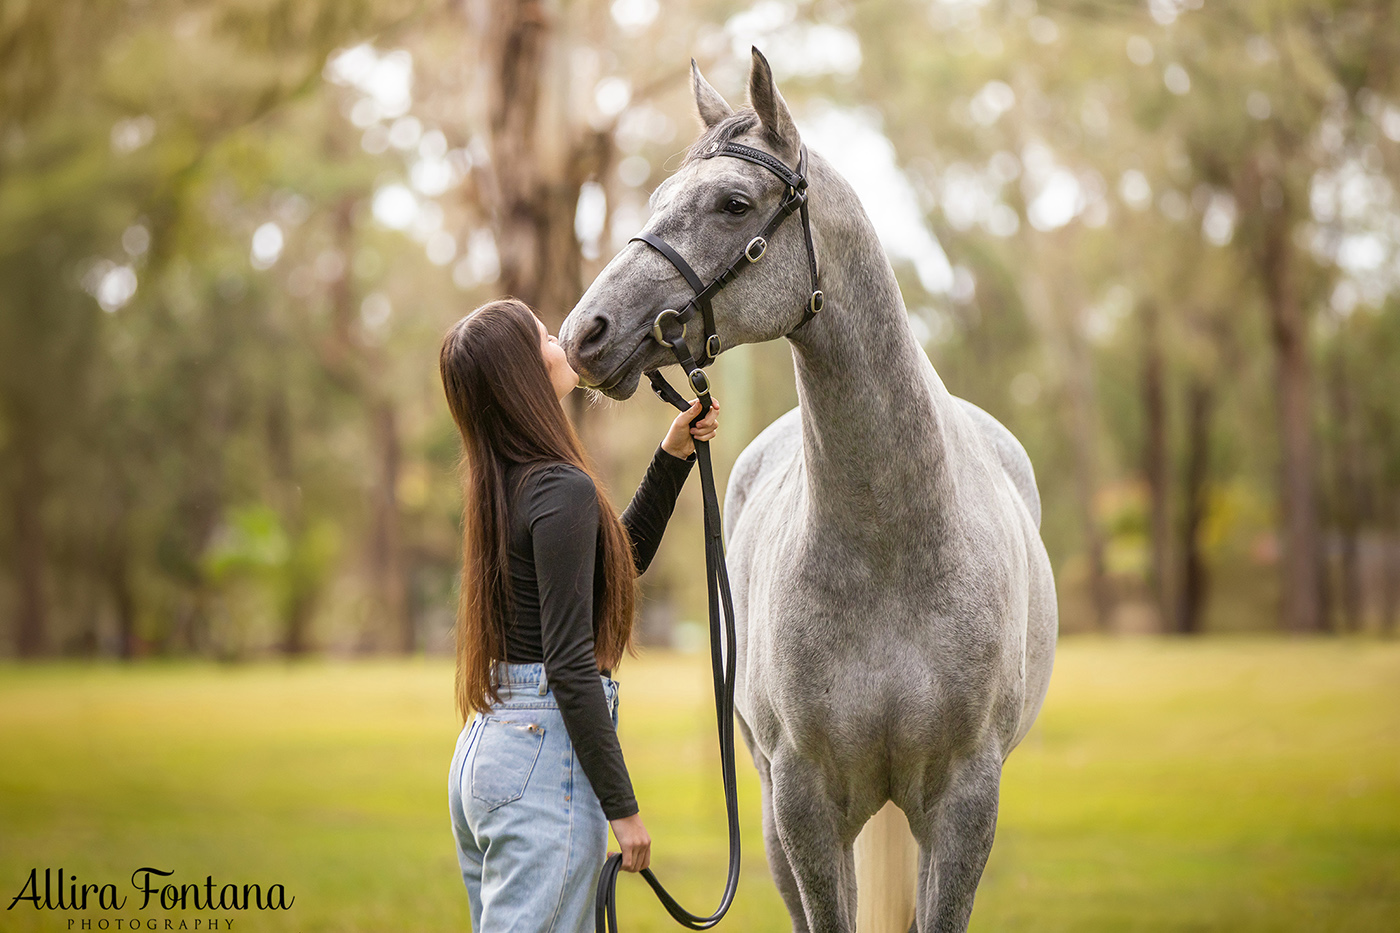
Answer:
[
  {"left": 745, "top": 237, "right": 767, "bottom": 263},
  {"left": 706, "top": 334, "right": 722, "bottom": 359},
  {"left": 809, "top": 290, "right": 824, "bottom": 314},
  {"left": 651, "top": 308, "right": 686, "bottom": 348},
  {"left": 688, "top": 368, "right": 711, "bottom": 397}
]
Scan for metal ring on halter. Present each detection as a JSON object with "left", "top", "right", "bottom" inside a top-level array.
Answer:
[
  {"left": 810, "top": 290, "right": 825, "bottom": 314},
  {"left": 706, "top": 334, "right": 722, "bottom": 359},
  {"left": 745, "top": 237, "right": 767, "bottom": 262},
  {"left": 651, "top": 308, "right": 685, "bottom": 348}
]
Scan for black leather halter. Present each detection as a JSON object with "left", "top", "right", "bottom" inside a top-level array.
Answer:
[{"left": 631, "top": 141, "right": 823, "bottom": 373}]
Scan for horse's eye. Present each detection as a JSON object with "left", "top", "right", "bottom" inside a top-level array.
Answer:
[{"left": 723, "top": 198, "right": 749, "bottom": 216}]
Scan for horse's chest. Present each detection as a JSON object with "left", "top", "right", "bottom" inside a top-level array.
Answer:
[
  {"left": 733, "top": 488, "right": 1021, "bottom": 759},
  {"left": 741, "top": 578, "right": 1007, "bottom": 753},
  {"left": 748, "top": 534, "right": 1008, "bottom": 652}
]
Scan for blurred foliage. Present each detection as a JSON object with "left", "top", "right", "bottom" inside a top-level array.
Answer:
[{"left": 2, "top": 0, "right": 1399, "bottom": 658}]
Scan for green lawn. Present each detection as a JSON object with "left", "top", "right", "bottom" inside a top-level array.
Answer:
[{"left": 1, "top": 639, "right": 1396, "bottom": 932}]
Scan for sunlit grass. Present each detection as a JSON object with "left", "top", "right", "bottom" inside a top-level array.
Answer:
[
  {"left": 975, "top": 638, "right": 1400, "bottom": 932},
  {"left": 1, "top": 639, "right": 1396, "bottom": 931}
]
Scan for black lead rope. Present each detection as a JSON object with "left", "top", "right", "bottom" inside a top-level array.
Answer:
[
  {"left": 596, "top": 140, "right": 823, "bottom": 933},
  {"left": 593, "top": 335, "right": 741, "bottom": 933}
]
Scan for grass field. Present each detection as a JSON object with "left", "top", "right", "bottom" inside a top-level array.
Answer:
[{"left": 1, "top": 639, "right": 1397, "bottom": 932}]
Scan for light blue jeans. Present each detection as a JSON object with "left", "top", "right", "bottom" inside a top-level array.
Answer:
[{"left": 449, "top": 661, "right": 619, "bottom": 932}]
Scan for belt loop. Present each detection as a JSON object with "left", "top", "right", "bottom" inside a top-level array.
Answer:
[{"left": 538, "top": 674, "right": 548, "bottom": 696}]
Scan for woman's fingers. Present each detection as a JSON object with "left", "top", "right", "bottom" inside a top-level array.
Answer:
[
  {"left": 676, "top": 397, "right": 718, "bottom": 449},
  {"left": 610, "top": 813, "right": 651, "bottom": 872},
  {"left": 689, "top": 398, "right": 719, "bottom": 431}
]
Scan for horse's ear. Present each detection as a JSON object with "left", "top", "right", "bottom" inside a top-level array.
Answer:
[
  {"left": 747, "top": 47, "right": 800, "bottom": 162},
  {"left": 692, "top": 58, "right": 733, "bottom": 129}
]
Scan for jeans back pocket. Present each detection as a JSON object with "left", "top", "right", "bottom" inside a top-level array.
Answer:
[{"left": 470, "top": 716, "right": 546, "bottom": 811}]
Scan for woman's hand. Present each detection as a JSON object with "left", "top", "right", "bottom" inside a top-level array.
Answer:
[
  {"left": 609, "top": 812, "right": 652, "bottom": 873},
  {"left": 661, "top": 397, "right": 720, "bottom": 460}
]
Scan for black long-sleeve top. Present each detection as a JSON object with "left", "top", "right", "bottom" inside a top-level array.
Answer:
[{"left": 498, "top": 444, "right": 695, "bottom": 820}]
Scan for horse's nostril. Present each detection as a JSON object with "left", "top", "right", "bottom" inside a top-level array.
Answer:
[{"left": 581, "top": 314, "right": 609, "bottom": 348}]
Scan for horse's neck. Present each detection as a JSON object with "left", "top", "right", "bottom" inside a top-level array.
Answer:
[{"left": 788, "top": 220, "right": 955, "bottom": 542}]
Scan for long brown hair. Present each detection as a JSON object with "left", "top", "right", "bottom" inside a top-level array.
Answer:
[{"left": 438, "top": 297, "right": 637, "bottom": 720}]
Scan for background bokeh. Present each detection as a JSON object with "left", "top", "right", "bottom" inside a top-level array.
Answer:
[
  {"left": 2, "top": 0, "right": 1398, "bottom": 929},
  {"left": 3, "top": 0, "right": 1399, "bottom": 657}
]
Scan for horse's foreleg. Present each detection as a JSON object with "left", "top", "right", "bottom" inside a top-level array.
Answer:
[
  {"left": 905, "top": 750, "right": 1001, "bottom": 933},
  {"left": 738, "top": 716, "right": 809, "bottom": 933},
  {"left": 770, "top": 750, "right": 858, "bottom": 933}
]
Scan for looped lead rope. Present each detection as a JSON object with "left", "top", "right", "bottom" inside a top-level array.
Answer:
[{"left": 593, "top": 342, "right": 742, "bottom": 932}]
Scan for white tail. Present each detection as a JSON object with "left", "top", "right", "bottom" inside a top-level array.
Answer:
[{"left": 854, "top": 801, "right": 919, "bottom": 933}]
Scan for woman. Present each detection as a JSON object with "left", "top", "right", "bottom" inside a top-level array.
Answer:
[{"left": 439, "top": 297, "right": 719, "bottom": 932}]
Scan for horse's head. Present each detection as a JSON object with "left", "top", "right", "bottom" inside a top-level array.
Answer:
[{"left": 561, "top": 48, "right": 821, "bottom": 399}]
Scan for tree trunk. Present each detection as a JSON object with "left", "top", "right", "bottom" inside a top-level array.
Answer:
[
  {"left": 1176, "top": 378, "right": 1214, "bottom": 635},
  {"left": 1066, "top": 324, "right": 1113, "bottom": 631},
  {"left": 283, "top": 588, "right": 317, "bottom": 657},
  {"left": 265, "top": 386, "right": 319, "bottom": 656},
  {"left": 319, "top": 196, "right": 371, "bottom": 393},
  {"left": 1140, "top": 300, "right": 1173, "bottom": 632},
  {"left": 370, "top": 400, "right": 411, "bottom": 653},
  {"left": 1022, "top": 243, "right": 1111, "bottom": 631},
  {"left": 316, "top": 193, "right": 414, "bottom": 654},
  {"left": 477, "top": 0, "right": 612, "bottom": 327},
  {"left": 1258, "top": 184, "right": 1325, "bottom": 633},
  {"left": 1327, "top": 346, "right": 1365, "bottom": 633},
  {"left": 483, "top": 0, "right": 549, "bottom": 308},
  {"left": 12, "top": 418, "right": 48, "bottom": 657},
  {"left": 106, "top": 539, "right": 138, "bottom": 658},
  {"left": 474, "top": 0, "right": 619, "bottom": 453},
  {"left": 1383, "top": 494, "right": 1400, "bottom": 637}
]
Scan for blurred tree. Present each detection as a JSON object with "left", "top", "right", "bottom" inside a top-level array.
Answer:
[
  {"left": 0, "top": 0, "right": 418, "bottom": 656},
  {"left": 6, "top": 0, "right": 1399, "bottom": 658},
  {"left": 844, "top": 0, "right": 1400, "bottom": 634}
]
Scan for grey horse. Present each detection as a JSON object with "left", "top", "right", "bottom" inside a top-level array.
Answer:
[{"left": 560, "top": 48, "right": 1057, "bottom": 933}]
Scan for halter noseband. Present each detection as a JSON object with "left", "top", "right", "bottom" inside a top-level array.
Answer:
[{"left": 630, "top": 141, "right": 823, "bottom": 376}]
